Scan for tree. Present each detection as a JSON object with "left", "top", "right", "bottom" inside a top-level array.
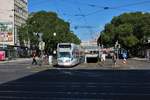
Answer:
[
  {"left": 18, "top": 24, "right": 29, "bottom": 46},
  {"left": 18, "top": 11, "right": 81, "bottom": 54},
  {"left": 98, "top": 12, "right": 150, "bottom": 55}
]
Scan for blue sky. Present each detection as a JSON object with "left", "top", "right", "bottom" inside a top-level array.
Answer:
[{"left": 29, "top": 0, "right": 150, "bottom": 41}]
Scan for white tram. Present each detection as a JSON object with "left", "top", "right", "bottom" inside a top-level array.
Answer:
[{"left": 57, "top": 43, "right": 83, "bottom": 66}]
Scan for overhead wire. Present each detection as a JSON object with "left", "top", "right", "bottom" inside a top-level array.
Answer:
[
  {"left": 59, "top": 0, "right": 150, "bottom": 40},
  {"left": 62, "top": 0, "right": 97, "bottom": 40},
  {"left": 57, "top": 0, "right": 106, "bottom": 17},
  {"left": 112, "top": 0, "right": 150, "bottom": 9},
  {"left": 59, "top": 1, "right": 110, "bottom": 39},
  {"left": 60, "top": 0, "right": 150, "bottom": 17},
  {"left": 77, "top": 7, "right": 96, "bottom": 40},
  {"left": 61, "top": 0, "right": 105, "bottom": 8},
  {"left": 29, "top": 0, "right": 150, "bottom": 40},
  {"left": 84, "top": 0, "right": 150, "bottom": 17},
  {"left": 30, "top": 0, "right": 150, "bottom": 16},
  {"left": 54, "top": 1, "right": 73, "bottom": 24}
]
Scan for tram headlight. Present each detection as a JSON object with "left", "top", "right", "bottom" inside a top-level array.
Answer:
[{"left": 66, "top": 60, "right": 70, "bottom": 63}]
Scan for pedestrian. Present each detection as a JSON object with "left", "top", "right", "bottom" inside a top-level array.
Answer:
[
  {"left": 43, "top": 53, "right": 48, "bottom": 64},
  {"left": 101, "top": 52, "right": 106, "bottom": 63},
  {"left": 112, "top": 52, "right": 117, "bottom": 65},
  {"left": 122, "top": 52, "right": 127, "bottom": 64},
  {"left": 32, "top": 53, "right": 37, "bottom": 65}
]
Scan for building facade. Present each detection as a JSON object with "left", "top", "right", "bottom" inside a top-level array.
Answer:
[{"left": 0, "top": 0, "right": 28, "bottom": 46}]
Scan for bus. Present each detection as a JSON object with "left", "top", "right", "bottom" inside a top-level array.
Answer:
[{"left": 57, "top": 43, "right": 83, "bottom": 66}]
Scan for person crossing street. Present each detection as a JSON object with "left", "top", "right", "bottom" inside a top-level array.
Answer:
[
  {"left": 112, "top": 52, "right": 117, "bottom": 65},
  {"left": 32, "top": 53, "right": 37, "bottom": 65},
  {"left": 122, "top": 52, "right": 127, "bottom": 64}
]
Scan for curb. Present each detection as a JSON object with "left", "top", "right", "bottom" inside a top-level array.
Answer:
[
  {"left": 0, "top": 58, "right": 32, "bottom": 64},
  {"left": 130, "top": 58, "right": 150, "bottom": 63},
  {"left": 130, "top": 57, "right": 147, "bottom": 61}
]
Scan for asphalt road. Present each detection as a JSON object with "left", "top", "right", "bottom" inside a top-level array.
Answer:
[{"left": 0, "top": 60, "right": 150, "bottom": 100}]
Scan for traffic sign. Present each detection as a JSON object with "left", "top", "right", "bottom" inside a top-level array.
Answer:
[{"left": 39, "top": 41, "right": 45, "bottom": 50}]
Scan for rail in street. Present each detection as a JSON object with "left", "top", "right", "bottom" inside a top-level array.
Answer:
[
  {"left": 0, "top": 69, "right": 150, "bottom": 100},
  {"left": 0, "top": 58, "right": 150, "bottom": 99}
]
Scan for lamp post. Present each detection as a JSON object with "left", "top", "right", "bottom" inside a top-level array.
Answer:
[
  {"left": 37, "top": 32, "right": 45, "bottom": 58},
  {"left": 115, "top": 40, "right": 120, "bottom": 59},
  {"left": 33, "top": 32, "right": 45, "bottom": 65},
  {"left": 53, "top": 32, "right": 56, "bottom": 55},
  {"left": 48, "top": 32, "right": 57, "bottom": 65}
]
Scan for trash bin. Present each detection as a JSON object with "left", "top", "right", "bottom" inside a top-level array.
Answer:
[{"left": 48, "top": 55, "right": 53, "bottom": 65}]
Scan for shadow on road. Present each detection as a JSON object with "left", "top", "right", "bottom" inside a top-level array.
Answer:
[
  {"left": 1, "top": 69, "right": 150, "bottom": 99},
  {"left": 53, "top": 64, "right": 76, "bottom": 68}
]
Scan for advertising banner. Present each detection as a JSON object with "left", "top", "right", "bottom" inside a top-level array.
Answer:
[
  {"left": 0, "top": 51, "right": 5, "bottom": 61},
  {"left": 0, "top": 22, "right": 14, "bottom": 45}
]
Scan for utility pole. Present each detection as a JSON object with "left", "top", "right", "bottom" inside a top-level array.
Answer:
[
  {"left": 33, "top": 32, "right": 45, "bottom": 65},
  {"left": 38, "top": 33, "right": 45, "bottom": 65},
  {"left": 115, "top": 40, "right": 120, "bottom": 59}
]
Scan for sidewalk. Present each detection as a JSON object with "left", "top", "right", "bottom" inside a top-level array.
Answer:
[
  {"left": 131, "top": 57, "right": 147, "bottom": 61},
  {"left": 131, "top": 57, "right": 150, "bottom": 63},
  {"left": 0, "top": 58, "right": 32, "bottom": 64},
  {"left": 97, "top": 58, "right": 150, "bottom": 69}
]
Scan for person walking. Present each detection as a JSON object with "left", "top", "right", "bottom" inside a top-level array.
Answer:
[
  {"left": 32, "top": 53, "right": 37, "bottom": 65},
  {"left": 112, "top": 52, "right": 117, "bottom": 65},
  {"left": 101, "top": 52, "right": 106, "bottom": 63},
  {"left": 122, "top": 52, "right": 127, "bottom": 64}
]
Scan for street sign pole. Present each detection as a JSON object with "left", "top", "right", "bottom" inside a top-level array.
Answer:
[
  {"left": 39, "top": 41, "right": 45, "bottom": 65},
  {"left": 115, "top": 40, "right": 120, "bottom": 59}
]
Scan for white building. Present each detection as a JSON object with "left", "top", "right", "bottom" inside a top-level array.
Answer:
[
  {"left": 80, "top": 40, "right": 97, "bottom": 47},
  {"left": 0, "top": 0, "right": 28, "bottom": 46},
  {"left": 80, "top": 40, "right": 99, "bottom": 63}
]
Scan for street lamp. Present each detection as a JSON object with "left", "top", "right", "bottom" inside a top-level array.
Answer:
[{"left": 53, "top": 32, "right": 56, "bottom": 37}]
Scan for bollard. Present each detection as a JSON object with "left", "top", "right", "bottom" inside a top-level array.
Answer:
[{"left": 48, "top": 55, "right": 53, "bottom": 65}]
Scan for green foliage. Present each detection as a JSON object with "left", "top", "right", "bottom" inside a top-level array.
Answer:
[
  {"left": 18, "top": 11, "right": 81, "bottom": 53},
  {"left": 18, "top": 24, "right": 29, "bottom": 46},
  {"left": 121, "top": 35, "right": 139, "bottom": 48},
  {"left": 99, "top": 12, "right": 150, "bottom": 52}
]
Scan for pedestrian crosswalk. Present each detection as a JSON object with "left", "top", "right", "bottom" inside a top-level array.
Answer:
[{"left": 0, "top": 70, "right": 150, "bottom": 99}]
